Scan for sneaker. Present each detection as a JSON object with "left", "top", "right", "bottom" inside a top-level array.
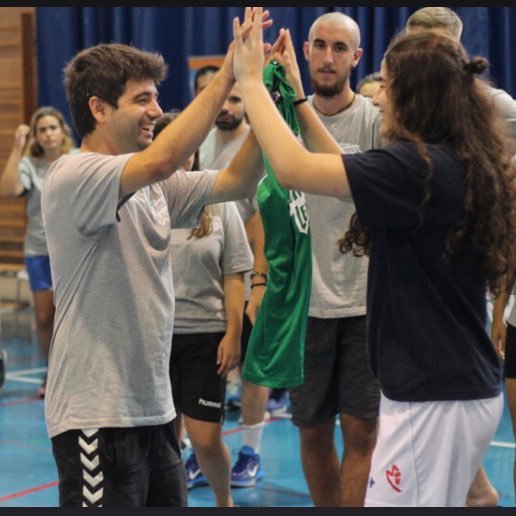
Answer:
[
  {"left": 0, "top": 349, "right": 6, "bottom": 389},
  {"left": 225, "top": 379, "right": 242, "bottom": 410},
  {"left": 266, "top": 389, "right": 291, "bottom": 418},
  {"left": 184, "top": 451, "right": 209, "bottom": 490},
  {"left": 230, "top": 445, "right": 264, "bottom": 487}
]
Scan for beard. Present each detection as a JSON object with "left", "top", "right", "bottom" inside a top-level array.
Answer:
[
  {"left": 310, "top": 68, "right": 350, "bottom": 98},
  {"left": 311, "top": 77, "right": 345, "bottom": 98},
  {"left": 215, "top": 114, "right": 244, "bottom": 131}
]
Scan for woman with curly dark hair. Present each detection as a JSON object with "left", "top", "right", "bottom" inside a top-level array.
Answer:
[{"left": 232, "top": 8, "right": 516, "bottom": 507}]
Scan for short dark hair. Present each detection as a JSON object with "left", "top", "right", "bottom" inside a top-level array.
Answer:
[
  {"left": 63, "top": 43, "right": 168, "bottom": 138},
  {"left": 193, "top": 65, "right": 219, "bottom": 93}
]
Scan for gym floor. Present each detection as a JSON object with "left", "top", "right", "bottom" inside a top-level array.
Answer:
[{"left": 0, "top": 309, "right": 514, "bottom": 508}]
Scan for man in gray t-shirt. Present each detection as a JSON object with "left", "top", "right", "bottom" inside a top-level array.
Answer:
[
  {"left": 41, "top": 34, "right": 267, "bottom": 508},
  {"left": 281, "top": 13, "right": 381, "bottom": 508}
]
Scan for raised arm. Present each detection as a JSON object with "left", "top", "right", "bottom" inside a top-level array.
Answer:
[
  {"left": 119, "top": 8, "right": 273, "bottom": 198},
  {"left": 0, "top": 124, "right": 30, "bottom": 197},
  {"left": 233, "top": 9, "right": 351, "bottom": 200}
]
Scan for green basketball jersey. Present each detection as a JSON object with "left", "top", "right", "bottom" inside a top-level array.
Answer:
[{"left": 242, "top": 62, "right": 312, "bottom": 388}]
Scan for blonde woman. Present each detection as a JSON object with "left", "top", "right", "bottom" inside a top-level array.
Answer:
[{"left": 0, "top": 106, "right": 75, "bottom": 398}]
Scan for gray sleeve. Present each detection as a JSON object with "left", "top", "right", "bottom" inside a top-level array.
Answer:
[
  {"left": 67, "top": 153, "right": 130, "bottom": 236},
  {"left": 18, "top": 156, "right": 34, "bottom": 191},
  {"left": 220, "top": 202, "right": 254, "bottom": 275},
  {"left": 160, "top": 169, "right": 218, "bottom": 229},
  {"left": 490, "top": 88, "right": 516, "bottom": 154}
]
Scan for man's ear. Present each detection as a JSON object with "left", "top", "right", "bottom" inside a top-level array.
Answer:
[
  {"left": 88, "top": 96, "right": 108, "bottom": 124},
  {"left": 303, "top": 41, "right": 310, "bottom": 62},
  {"left": 352, "top": 48, "right": 364, "bottom": 68}
]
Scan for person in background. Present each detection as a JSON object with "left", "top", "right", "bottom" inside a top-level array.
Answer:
[
  {"left": 193, "top": 65, "right": 220, "bottom": 97},
  {"left": 267, "top": 13, "right": 383, "bottom": 506},
  {"left": 154, "top": 110, "right": 253, "bottom": 507},
  {"left": 0, "top": 106, "right": 76, "bottom": 399},
  {"left": 357, "top": 72, "right": 382, "bottom": 103}
]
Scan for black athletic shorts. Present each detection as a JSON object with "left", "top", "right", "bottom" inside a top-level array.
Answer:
[
  {"left": 170, "top": 332, "right": 226, "bottom": 423},
  {"left": 289, "top": 316, "right": 380, "bottom": 427},
  {"left": 51, "top": 423, "right": 186, "bottom": 507}
]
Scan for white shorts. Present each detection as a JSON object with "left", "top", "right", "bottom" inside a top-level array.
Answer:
[{"left": 365, "top": 392, "right": 503, "bottom": 507}]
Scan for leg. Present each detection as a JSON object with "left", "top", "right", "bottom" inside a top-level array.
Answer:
[
  {"left": 508, "top": 378, "right": 516, "bottom": 505},
  {"left": 289, "top": 317, "right": 340, "bottom": 506},
  {"left": 339, "top": 413, "right": 378, "bottom": 506},
  {"left": 231, "top": 380, "right": 268, "bottom": 487},
  {"left": 504, "top": 324, "right": 516, "bottom": 504},
  {"left": 32, "top": 289, "right": 55, "bottom": 362},
  {"left": 336, "top": 316, "right": 380, "bottom": 506},
  {"left": 299, "top": 419, "right": 341, "bottom": 506},
  {"left": 184, "top": 416, "right": 234, "bottom": 507},
  {"left": 465, "top": 466, "right": 499, "bottom": 507}
]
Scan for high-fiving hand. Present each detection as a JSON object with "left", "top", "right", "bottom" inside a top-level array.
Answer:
[
  {"left": 221, "top": 7, "right": 273, "bottom": 84},
  {"left": 233, "top": 7, "right": 269, "bottom": 84}
]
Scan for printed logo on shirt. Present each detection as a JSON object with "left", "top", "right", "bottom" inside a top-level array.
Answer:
[
  {"left": 151, "top": 196, "right": 170, "bottom": 226},
  {"left": 385, "top": 464, "right": 402, "bottom": 493},
  {"left": 340, "top": 143, "right": 361, "bottom": 154},
  {"left": 368, "top": 477, "right": 375, "bottom": 489},
  {"left": 288, "top": 190, "right": 310, "bottom": 235},
  {"left": 198, "top": 398, "right": 221, "bottom": 409}
]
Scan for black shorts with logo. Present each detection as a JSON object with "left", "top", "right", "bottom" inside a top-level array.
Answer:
[{"left": 170, "top": 332, "right": 227, "bottom": 423}]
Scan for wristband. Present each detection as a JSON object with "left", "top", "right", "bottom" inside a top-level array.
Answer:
[
  {"left": 250, "top": 271, "right": 268, "bottom": 281},
  {"left": 293, "top": 97, "right": 308, "bottom": 106},
  {"left": 250, "top": 283, "right": 267, "bottom": 288}
]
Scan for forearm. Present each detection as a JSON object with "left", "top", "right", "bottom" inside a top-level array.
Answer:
[
  {"left": 239, "top": 78, "right": 350, "bottom": 198},
  {"left": 1, "top": 147, "right": 24, "bottom": 196},
  {"left": 245, "top": 210, "right": 268, "bottom": 274},
  {"left": 209, "top": 130, "right": 264, "bottom": 203},
  {"left": 223, "top": 273, "right": 246, "bottom": 338},
  {"left": 122, "top": 70, "right": 235, "bottom": 195}
]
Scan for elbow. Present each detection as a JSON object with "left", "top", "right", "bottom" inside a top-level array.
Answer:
[{"left": 272, "top": 160, "right": 298, "bottom": 190}]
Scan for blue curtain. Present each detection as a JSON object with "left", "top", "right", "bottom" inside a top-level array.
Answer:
[{"left": 36, "top": 7, "right": 516, "bottom": 139}]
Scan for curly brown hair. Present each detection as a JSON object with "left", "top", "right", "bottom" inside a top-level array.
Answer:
[{"left": 340, "top": 31, "right": 516, "bottom": 295}]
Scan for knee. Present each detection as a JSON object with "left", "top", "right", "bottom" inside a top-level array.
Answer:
[{"left": 341, "top": 415, "right": 378, "bottom": 453}]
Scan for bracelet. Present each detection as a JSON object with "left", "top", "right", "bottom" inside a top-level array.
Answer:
[
  {"left": 250, "top": 271, "right": 268, "bottom": 281},
  {"left": 293, "top": 97, "right": 308, "bottom": 106},
  {"left": 250, "top": 283, "right": 267, "bottom": 288}
]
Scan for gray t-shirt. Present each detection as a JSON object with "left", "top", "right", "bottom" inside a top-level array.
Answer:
[
  {"left": 171, "top": 201, "right": 253, "bottom": 333},
  {"left": 41, "top": 151, "right": 217, "bottom": 438},
  {"left": 306, "top": 93, "right": 383, "bottom": 318},
  {"left": 200, "top": 126, "right": 259, "bottom": 299},
  {"left": 489, "top": 86, "right": 516, "bottom": 154},
  {"left": 19, "top": 156, "right": 49, "bottom": 257},
  {"left": 199, "top": 127, "right": 255, "bottom": 225}
]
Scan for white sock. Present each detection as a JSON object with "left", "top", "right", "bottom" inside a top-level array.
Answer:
[{"left": 242, "top": 421, "right": 265, "bottom": 454}]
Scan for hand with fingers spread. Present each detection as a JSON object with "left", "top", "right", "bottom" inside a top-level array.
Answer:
[
  {"left": 269, "top": 28, "right": 305, "bottom": 100},
  {"left": 223, "top": 7, "right": 273, "bottom": 84},
  {"left": 233, "top": 7, "right": 268, "bottom": 84}
]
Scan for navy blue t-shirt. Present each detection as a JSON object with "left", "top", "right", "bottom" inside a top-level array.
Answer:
[{"left": 345, "top": 140, "right": 502, "bottom": 402}]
